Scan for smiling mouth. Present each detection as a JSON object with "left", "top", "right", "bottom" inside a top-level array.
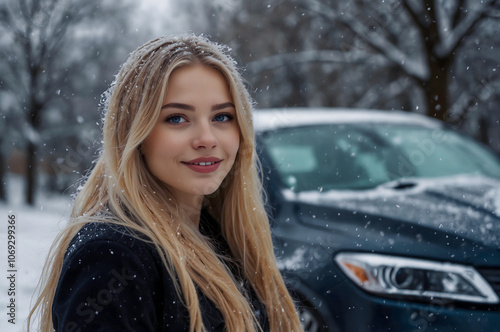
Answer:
[
  {"left": 183, "top": 161, "right": 220, "bottom": 166},
  {"left": 181, "top": 159, "right": 222, "bottom": 173}
]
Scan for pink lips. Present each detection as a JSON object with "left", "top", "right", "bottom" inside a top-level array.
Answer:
[{"left": 182, "top": 157, "right": 222, "bottom": 173}]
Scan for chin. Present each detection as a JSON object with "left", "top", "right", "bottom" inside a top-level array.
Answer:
[{"left": 197, "top": 181, "right": 224, "bottom": 196}]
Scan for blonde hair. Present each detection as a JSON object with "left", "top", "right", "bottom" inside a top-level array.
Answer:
[{"left": 28, "top": 34, "right": 302, "bottom": 332}]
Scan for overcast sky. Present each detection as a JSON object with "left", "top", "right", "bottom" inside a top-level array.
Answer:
[{"left": 133, "top": 0, "right": 192, "bottom": 39}]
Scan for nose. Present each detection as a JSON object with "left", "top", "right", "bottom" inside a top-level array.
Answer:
[{"left": 192, "top": 122, "right": 218, "bottom": 149}]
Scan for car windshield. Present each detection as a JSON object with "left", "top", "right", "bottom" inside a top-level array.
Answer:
[{"left": 261, "top": 123, "right": 500, "bottom": 192}]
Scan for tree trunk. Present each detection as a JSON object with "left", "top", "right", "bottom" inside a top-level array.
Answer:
[
  {"left": 26, "top": 100, "right": 42, "bottom": 206},
  {"left": 0, "top": 152, "right": 6, "bottom": 202},
  {"left": 419, "top": 1, "right": 451, "bottom": 122},
  {"left": 423, "top": 57, "right": 450, "bottom": 122},
  {"left": 285, "top": 61, "right": 309, "bottom": 107},
  {"left": 26, "top": 141, "right": 36, "bottom": 205},
  {"left": 477, "top": 114, "right": 490, "bottom": 145}
]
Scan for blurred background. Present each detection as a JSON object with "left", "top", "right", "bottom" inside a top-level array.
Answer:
[
  {"left": 1, "top": 0, "right": 500, "bottom": 206},
  {"left": 1, "top": 0, "right": 500, "bottom": 329}
]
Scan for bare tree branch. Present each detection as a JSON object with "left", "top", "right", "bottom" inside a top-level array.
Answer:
[
  {"left": 435, "top": 0, "right": 497, "bottom": 57},
  {"left": 303, "top": 0, "right": 429, "bottom": 82},
  {"left": 352, "top": 76, "right": 411, "bottom": 109},
  {"left": 401, "top": 0, "right": 428, "bottom": 28},
  {"left": 483, "top": 10, "right": 500, "bottom": 19},
  {"left": 452, "top": 0, "right": 466, "bottom": 28},
  {"left": 339, "top": 14, "right": 428, "bottom": 81},
  {"left": 245, "top": 49, "right": 388, "bottom": 75}
]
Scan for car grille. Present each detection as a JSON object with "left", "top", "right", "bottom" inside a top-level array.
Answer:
[{"left": 478, "top": 267, "right": 500, "bottom": 298}]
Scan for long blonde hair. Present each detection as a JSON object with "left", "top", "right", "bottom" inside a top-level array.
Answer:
[{"left": 28, "top": 34, "right": 302, "bottom": 332}]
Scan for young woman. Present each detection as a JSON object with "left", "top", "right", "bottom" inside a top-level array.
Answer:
[{"left": 28, "top": 34, "right": 303, "bottom": 331}]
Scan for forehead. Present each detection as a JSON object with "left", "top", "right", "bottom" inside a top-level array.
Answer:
[{"left": 164, "top": 65, "right": 232, "bottom": 101}]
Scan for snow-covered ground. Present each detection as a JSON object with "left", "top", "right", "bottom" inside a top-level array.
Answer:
[{"left": 0, "top": 174, "right": 73, "bottom": 331}]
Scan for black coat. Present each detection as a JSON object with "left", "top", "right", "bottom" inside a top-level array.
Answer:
[{"left": 52, "top": 211, "right": 269, "bottom": 331}]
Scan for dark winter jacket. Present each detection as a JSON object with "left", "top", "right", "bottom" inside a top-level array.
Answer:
[{"left": 52, "top": 211, "right": 269, "bottom": 331}]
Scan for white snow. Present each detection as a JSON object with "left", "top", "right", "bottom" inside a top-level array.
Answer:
[
  {"left": 283, "top": 174, "right": 500, "bottom": 203},
  {"left": 253, "top": 107, "right": 442, "bottom": 132},
  {"left": 485, "top": 186, "right": 500, "bottom": 217},
  {"left": 0, "top": 174, "right": 72, "bottom": 332},
  {"left": 276, "top": 247, "right": 307, "bottom": 271}
]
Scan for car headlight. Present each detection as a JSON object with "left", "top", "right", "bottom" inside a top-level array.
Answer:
[{"left": 335, "top": 252, "right": 499, "bottom": 304}]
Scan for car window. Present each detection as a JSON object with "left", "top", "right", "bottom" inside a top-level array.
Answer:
[
  {"left": 384, "top": 126, "right": 500, "bottom": 179},
  {"left": 261, "top": 123, "right": 500, "bottom": 192}
]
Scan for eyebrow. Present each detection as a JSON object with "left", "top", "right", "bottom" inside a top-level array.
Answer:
[{"left": 161, "top": 102, "right": 235, "bottom": 111}]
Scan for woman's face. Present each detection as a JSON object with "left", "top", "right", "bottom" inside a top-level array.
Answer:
[{"left": 141, "top": 65, "right": 240, "bottom": 208}]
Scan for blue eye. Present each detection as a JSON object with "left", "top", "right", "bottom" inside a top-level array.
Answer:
[
  {"left": 166, "top": 115, "right": 186, "bottom": 124},
  {"left": 214, "top": 113, "right": 234, "bottom": 122}
]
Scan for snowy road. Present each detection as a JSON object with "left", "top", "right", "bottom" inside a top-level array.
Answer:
[{"left": 0, "top": 175, "right": 72, "bottom": 331}]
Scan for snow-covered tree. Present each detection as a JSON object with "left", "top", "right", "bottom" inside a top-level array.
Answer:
[
  {"left": 0, "top": 0, "right": 131, "bottom": 204},
  {"left": 297, "top": 0, "right": 500, "bottom": 121}
]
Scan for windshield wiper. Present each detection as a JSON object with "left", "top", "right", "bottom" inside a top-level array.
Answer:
[{"left": 381, "top": 178, "right": 419, "bottom": 190}]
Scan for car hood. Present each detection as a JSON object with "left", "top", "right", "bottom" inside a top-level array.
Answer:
[{"left": 287, "top": 175, "right": 500, "bottom": 247}]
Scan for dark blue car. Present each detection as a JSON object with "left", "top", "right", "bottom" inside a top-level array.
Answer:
[{"left": 254, "top": 108, "right": 500, "bottom": 332}]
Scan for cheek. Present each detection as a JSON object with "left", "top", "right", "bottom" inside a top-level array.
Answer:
[
  {"left": 141, "top": 135, "right": 157, "bottom": 164},
  {"left": 142, "top": 131, "right": 171, "bottom": 165},
  {"left": 228, "top": 130, "right": 241, "bottom": 160}
]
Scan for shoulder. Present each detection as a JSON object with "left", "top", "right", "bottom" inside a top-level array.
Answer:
[
  {"left": 61, "top": 222, "right": 163, "bottom": 290},
  {"left": 61, "top": 222, "right": 163, "bottom": 286},
  {"left": 65, "top": 222, "right": 155, "bottom": 259},
  {"left": 53, "top": 222, "right": 187, "bottom": 331}
]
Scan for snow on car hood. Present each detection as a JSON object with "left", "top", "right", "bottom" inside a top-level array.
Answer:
[{"left": 287, "top": 175, "right": 500, "bottom": 246}]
